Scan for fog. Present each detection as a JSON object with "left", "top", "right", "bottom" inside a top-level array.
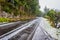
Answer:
[{"left": 39, "top": 0, "right": 60, "bottom": 11}]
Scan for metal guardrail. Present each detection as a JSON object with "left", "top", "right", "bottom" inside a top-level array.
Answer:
[
  {"left": 0, "top": 19, "right": 38, "bottom": 40},
  {"left": 0, "top": 21, "right": 21, "bottom": 29}
]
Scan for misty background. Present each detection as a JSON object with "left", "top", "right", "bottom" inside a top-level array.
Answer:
[{"left": 39, "top": 0, "right": 60, "bottom": 11}]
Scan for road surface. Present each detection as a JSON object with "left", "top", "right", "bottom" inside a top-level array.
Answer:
[
  {"left": 32, "top": 17, "right": 55, "bottom": 40},
  {"left": 0, "top": 17, "right": 57, "bottom": 40}
]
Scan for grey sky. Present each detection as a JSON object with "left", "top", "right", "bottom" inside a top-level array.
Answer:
[{"left": 39, "top": 0, "right": 60, "bottom": 11}]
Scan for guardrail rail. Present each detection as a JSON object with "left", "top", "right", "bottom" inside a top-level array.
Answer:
[{"left": 0, "top": 19, "right": 38, "bottom": 40}]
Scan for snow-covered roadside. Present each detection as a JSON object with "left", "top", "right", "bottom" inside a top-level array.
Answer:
[{"left": 39, "top": 17, "right": 60, "bottom": 40}]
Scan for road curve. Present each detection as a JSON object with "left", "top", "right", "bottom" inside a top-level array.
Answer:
[
  {"left": 0, "top": 17, "right": 56, "bottom": 40},
  {"left": 32, "top": 17, "right": 56, "bottom": 40}
]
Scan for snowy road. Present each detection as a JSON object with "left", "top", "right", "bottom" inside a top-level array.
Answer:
[
  {"left": 32, "top": 17, "right": 55, "bottom": 40},
  {"left": 0, "top": 17, "right": 59, "bottom": 40}
]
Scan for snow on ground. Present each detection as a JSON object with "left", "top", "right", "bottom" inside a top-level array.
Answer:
[{"left": 39, "top": 17, "right": 60, "bottom": 40}]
